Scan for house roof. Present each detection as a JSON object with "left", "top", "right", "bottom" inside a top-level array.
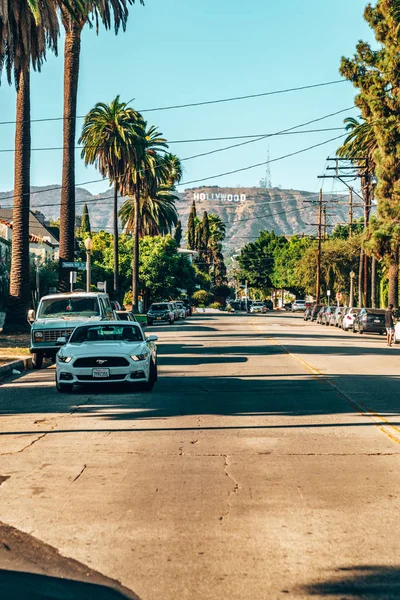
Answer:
[{"left": 0, "top": 209, "right": 59, "bottom": 245}]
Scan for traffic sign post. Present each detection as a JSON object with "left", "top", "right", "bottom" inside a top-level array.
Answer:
[{"left": 61, "top": 261, "right": 86, "bottom": 271}]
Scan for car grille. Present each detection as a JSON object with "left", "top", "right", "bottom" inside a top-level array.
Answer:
[
  {"left": 42, "top": 329, "right": 74, "bottom": 342},
  {"left": 74, "top": 356, "right": 130, "bottom": 368},
  {"left": 76, "top": 374, "right": 126, "bottom": 381}
]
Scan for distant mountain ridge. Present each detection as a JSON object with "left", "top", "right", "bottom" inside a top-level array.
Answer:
[{"left": 0, "top": 185, "right": 365, "bottom": 253}]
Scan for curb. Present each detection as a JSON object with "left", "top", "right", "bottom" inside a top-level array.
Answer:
[{"left": 0, "top": 357, "right": 32, "bottom": 380}]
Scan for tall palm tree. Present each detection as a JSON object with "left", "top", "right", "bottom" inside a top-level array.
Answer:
[
  {"left": 0, "top": 0, "right": 59, "bottom": 330},
  {"left": 337, "top": 116, "right": 378, "bottom": 306},
  {"left": 79, "top": 96, "right": 144, "bottom": 299},
  {"left": 122, "top": 125, "right": 168, "bottom": 309},
  {"left": 119, "top": 185, "right": 179, "bottom": 237},
  {"left": 161, "top": 153, "right": 183, "bottom": 187},
  {"left": 58, "top": 0, "right": 144, "bottom": 291}
]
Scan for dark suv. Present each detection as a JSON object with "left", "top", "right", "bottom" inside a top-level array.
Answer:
[
  {"left": 147, "top": 302, "right": 175, "bottom": 326},
  {"left": 353, "top": 308, "right": 386, "bottom": 335},
  {"left": 310, "top": 304, "right": 323, "bottom": 322}
]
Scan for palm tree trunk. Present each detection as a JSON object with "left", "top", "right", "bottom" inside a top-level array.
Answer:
[
  {"left": 58, "top": 20, "right": 81, "bottom": 291},
  {"left": 113, "top": 181, "right": 119, "bottom": 300},
  {"left": 132, "top": 183, "right": 140, "bottom": 311},
  {"left": 388, "top": 253, "right": 398, "bottom": 308},
  {"left": 4, "top": 66, "right": 31, "bottom": 332},
  {"left": 371, "top": 256, "right": 376, "bottom": 308},
  {"left": 358, "top": 248, "right": 364, "bottom": 308}
]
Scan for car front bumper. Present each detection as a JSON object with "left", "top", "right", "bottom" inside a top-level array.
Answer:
[{"left": 56, "top": 360, "right": 151, "bottom": 385}]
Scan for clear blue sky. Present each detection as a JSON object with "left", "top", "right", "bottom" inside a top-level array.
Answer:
[{"left": 0, "top": 0, "right": 373, "bottom": 202}]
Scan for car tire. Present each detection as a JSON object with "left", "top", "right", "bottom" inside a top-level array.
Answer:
[
  {"left": 141, "top": 360, "right": 156, "bottom": 391},
  {"left": 147, "top": 319, "right": 153, "bottom": 326},
  {"left": 32, "top": 352, "right": 43, "bottom": 369},
  {"left": 169, "top": 318, "right": 173, "bottom": 325},
  {"left": 359, "top": 327, "right": 363, "bottom": 334},
  {"left": 56, "top": 379, "right": 73, "bottom": 393}
]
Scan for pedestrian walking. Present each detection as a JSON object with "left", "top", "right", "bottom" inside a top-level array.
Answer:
[{"left": 385, "top": 303, "right": 395, "bottom": 346}]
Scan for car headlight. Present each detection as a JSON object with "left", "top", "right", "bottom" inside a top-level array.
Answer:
[
  {"left": 58, "top": 355, "right": 72, "bottom": 363},
  {"left": 33, "top": 331, "right": 44, "bottom": 341},
  {"left": 131, "top": 353, "right": 149, "bottom": 361}
]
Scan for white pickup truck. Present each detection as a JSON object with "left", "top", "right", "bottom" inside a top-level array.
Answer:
[{"left": 29, "top": 291, "right": 113, "bottom": 368}]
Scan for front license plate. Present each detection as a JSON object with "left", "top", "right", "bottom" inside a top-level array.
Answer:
[
  {"left": 92, "top": 368, "right": 109, "bottom": 378},
  {"left": 156, "top": 317, "right": 162, "bottom": 320},
  {"left": 374, "top": 319, "right": 381, "bottom": 323}
]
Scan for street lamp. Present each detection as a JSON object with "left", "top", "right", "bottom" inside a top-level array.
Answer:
[
  {"left": 349, "top": 270, "right": 355, "bottom": 307},
  {"left": 84, "top": 237, "right": 93, "bottom": 292},
  {"left": 34, "top": 256, "right": 42, "bottom": 304}
]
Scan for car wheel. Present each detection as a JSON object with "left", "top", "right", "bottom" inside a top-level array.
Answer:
[
  {"left": 147, "top": 319, "right": 153, "bottom": 326},
  {"left": 56, "top": 378, "right": 73, "bottom": 393},
  {"left": 359, "top": 327, "right": 363, "bottom": 334},
  {"left": 141, "top": 360, "right": 156, "bottom": 391},
  {"left": 169, "top": 318, "right": 173, "bottom": 325},
  {"left": 32, "top": 352, "right": 43, "bottom": 369}
]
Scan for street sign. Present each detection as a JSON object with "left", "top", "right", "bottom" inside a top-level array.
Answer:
[
  {"left": 97, "top": 281, "right": 105, "bottom": 291},
  {"left": 61, "top": 261, "right": 86, "bottom": 270},
  {"left": 70, "top": 272, "right": 77, "bottom": 284},
  {"left": 327, "top": 290, "right": 331, "bottom": 296},
  {"left": 336, "top": 292, "right": 342, "bottom": 300}
]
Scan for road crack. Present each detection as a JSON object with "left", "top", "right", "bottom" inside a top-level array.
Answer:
[
  {"left": 72, "top": 465, "right": 87, "bottom": 483},
  {"left": 0, "top": 433, "right": 47, "bottom": 456},
  {"left": 220, "top": 455, "right": 240, "bottom": 521}
]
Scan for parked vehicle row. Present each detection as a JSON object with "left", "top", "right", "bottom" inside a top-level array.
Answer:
[
  {"left": 146, "top": 300, "right": 190, "bottom": 326},
  {"left": 303, "top": 303, "right": 387, "bottom": 336}
]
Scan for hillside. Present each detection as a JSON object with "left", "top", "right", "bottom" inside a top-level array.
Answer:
[{"left": 0, "top": 185, "right": 364, "bottom": 253}]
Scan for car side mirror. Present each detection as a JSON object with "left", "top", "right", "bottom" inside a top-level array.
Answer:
[
  {"left": 27, "top": 309, "right": 35, "bottom": 323},
  {"left": 146, "top": 335, "right": 158, "bottom": 342},
  {"left": 56, "top": 336, "right": 67, "bottom": 346}
]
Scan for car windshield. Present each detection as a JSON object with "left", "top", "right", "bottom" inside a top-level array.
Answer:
[
  {"left": 38, "top": 296, "right": 100, "bottom": 319},
  {"left": 150, "top": 304, "right": 168, "bottom": 311},
  {"left": 70, "top": 324, "right": 143, "bottom": 343}
]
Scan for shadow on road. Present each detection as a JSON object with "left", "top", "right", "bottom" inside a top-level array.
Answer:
[{"left": 301, "top": 565, "right": 400, "bottom": 598}]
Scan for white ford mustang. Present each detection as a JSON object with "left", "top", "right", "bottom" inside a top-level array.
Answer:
[{"left": 55, "top": 321, "right": 158, "bottom": 393}]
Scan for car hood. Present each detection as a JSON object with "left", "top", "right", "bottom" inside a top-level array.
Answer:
[
  {"left": 63, "top": 341, "right": 149, "bottom": 356},
  {"left": 33, "top": 316, "right": 102, "bottom": 329}
]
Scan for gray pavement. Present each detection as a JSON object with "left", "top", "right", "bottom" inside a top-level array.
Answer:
[{"left": 1, "top": 312, "right": 400, "bottom": 599}]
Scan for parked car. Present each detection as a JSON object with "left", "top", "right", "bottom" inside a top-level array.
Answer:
[
  {"left": 316, "top": 306, "right": 328, "bottom": 324},
  {"left": 329, "top": 306, "right": 344, "bottom": 327},
  {"left": 310, "top": 304, "right": 323, "bottom": 322},
  {"left": 283, "top": 302, "right": 292, "bottom": 311},
  {"left": 303, "top": 306, "right": 313, "bottom": 321},
  {"left": 111, "top": 300, "right": 122, "bottom": 312},
  {"left": 172, "top": 301, "right": 186, "bottom": 320},
  {"left": 341, "top": 308, "right": 361, "bottom": 331},
  {"left": 292, "top": 299, "right": 306, "bottom": 313},
  {"left": 264, "top": 300, "right": 274, "bottom": 311},
  {"left": 250, "top": 301, "right": 266, "bottom": 314},
  {"left": 321, "top": 306, "right": 335, "bottom": 325},
  {"left": 28, "top": 291, "right": 113, "bottom": 369},
  {"left": 353, "top": 308, "right": 386, "bottom": 335},
  {"left": 114, "top": 311, "right": 138, "bottom": 323},
  {"left": 55, "top": 321, "right": 158, "bottom": 393},
  {"left": 229, "top": 301, "right": 242, "bottom": 311},
  {"left": 147, "top": 302, "right": 175, "bottom": 326}
]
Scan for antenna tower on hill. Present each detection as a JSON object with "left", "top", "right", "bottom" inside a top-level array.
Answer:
[{"left": 259, "top": 147, "right": 272, "bottom": 189}]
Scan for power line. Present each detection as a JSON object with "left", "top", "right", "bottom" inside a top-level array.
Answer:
[
  {"left": 0, "top": 79, "right": 347, "bottom": 127},
  {"left": 177, "top": 133, "right": 348, "bottom": 187},
  {"left": 0, "top": 127, "right": 346, "bottom": 154},
  {"left": 0, "top": 113, "right": 352, "bottom": 205}
]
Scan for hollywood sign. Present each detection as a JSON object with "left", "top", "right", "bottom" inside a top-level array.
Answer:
[{"left": 193, "top": 192, "right": 247, "bottom": 202}]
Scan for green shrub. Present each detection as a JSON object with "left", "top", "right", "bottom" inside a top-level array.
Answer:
[
  {"left": 210, "top": 302, "right": 223, "bottom": 310},
  {"left": 192, "top": 289, "right": 211, "bottom": 306}
]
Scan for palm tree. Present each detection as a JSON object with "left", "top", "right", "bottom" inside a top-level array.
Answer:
[
  {"left": 79, "top": 96, "right": 144, "bottom": 299},
  {"left": 161, "top": 153, "right": 183, "bottom": 187},
  {"left": 122, "top": 125, "right": 168, "bottom": 309},
  {"left": 337, "top": 116, "right": 378, "bottom": 306},
  {"left": 0, "top": 0, "right": 59, "bottom": 330},
  {"left": 119, "top": 185, "right": 179, "bottom": 237},
  {"left": 58, "top": 0, "right": 144, "bottom": 291}
]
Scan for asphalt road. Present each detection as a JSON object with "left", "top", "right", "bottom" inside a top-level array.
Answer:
[{"left": 1, "top": 312, "right": 400, "bottom": 599}]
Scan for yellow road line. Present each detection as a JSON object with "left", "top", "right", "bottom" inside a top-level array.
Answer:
[{"left": 250, "top": 322, "right": 400, "bottom": 446}]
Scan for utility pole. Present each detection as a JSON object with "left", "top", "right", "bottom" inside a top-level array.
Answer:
[
  {"left": 322, "top": 205, "right": 327, "bottom": 240},
  {"left": 363, "top": 166, "right": 371, "bottom": 307},
  {"left": 316, "top": 189, "right": 323, "bottom": 304},
  {"left": 349, "top": 187, "right": 353, "bottom": 238}
]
